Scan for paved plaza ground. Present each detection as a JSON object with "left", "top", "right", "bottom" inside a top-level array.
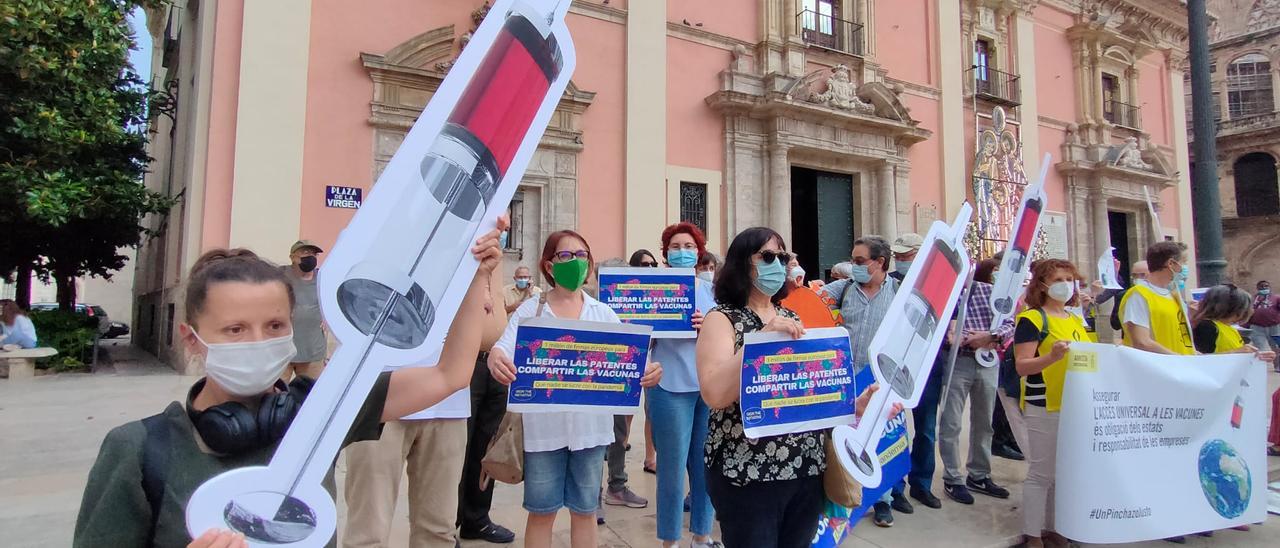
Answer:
[{"left": 2, "top": 340, "right": 1278, "bottom": 547}]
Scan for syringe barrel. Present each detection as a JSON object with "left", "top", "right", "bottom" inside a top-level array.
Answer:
[{"left": 336, "top": 4, "right": 565, "bottom": 348}]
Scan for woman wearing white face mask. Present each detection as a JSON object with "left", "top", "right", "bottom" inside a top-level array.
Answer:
[
  {"left": 1011, "top": 259, "right": 1089, "bottom": 548},
  {"left": 73, "top": 221, "right": 508, "bottom": 548},
  {"left": 696, "top": 252, "right": 720, "bottom": 284}
]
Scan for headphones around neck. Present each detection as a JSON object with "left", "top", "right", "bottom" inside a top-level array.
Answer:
[{"left": 186, "top": 378, "right": 302, "bottom": 455}]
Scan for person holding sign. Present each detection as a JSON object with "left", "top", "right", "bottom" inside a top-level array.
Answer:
[
  {"left": 647, "top": 222, "right": 720, "bottom": 548},
  {"left": 696, "top": 227, "right": 886, "bottom": 548},
  {"left": 1012, "top": 259, "right": 1090, "bottom": 548},
  {"left": 487, "top": 230, "right": 662, "bottom": 548},
  {"left": 73, "top": 224, "right": 506, "bottom": 548}
]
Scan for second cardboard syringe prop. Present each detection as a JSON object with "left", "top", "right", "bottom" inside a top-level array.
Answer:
[
  {"left": 975, "top": 153, "right": 1052, "bottom": 367},
  {"left": 184, "top": 1, "right": 577, "bottom": 546},
  {"left": 832, "top": 203, "right": 974, "bottom": 488}
]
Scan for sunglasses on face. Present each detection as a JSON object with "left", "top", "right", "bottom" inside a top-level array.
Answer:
[
  {"left": 553, "top": 250, "right": 590, "bottom": 262},
  {"left": 757, "top": 250, "right": 793, "bottom": 264},
  {"left": 639, "top": 260, "right": 658, "bottom": 267}
]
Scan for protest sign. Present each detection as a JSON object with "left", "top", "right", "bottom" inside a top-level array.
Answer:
[
  {"left": 833, "top": 203, "right": 972, "bottom": 488},
  {"left": 813, "top": 366, "right": 912, "bottom": 545},
  {"left": 185, "top": 1, "right": 578, "bottom": 544},
  {"left": 1098, "top": 247, "right": 1123, "bottom": 290},
  {"left": 740, "top": 327, "right": 857, "bottom": 439},
  {"left": 508, "top": 317, "right": 653, "bottom": 414},
  {"left": 598, "top": 267, "right": 698, "bottom": 338},
  {"left": 1055, "top": 343, "right": 1267, "bottom": 543}
]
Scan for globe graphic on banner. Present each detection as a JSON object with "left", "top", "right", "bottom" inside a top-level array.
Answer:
[{"left": 1197, "top": 439, "right": 1251, "bottom": 519}]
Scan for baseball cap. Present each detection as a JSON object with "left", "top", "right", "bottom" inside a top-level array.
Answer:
[
  {"left": 291, "top": 240, "right": 324, "bottom": 254},
  {"left": 890, "top": 233, "right": 924, "bottom": 254}
]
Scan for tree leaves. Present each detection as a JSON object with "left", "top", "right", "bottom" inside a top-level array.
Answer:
[{"left": 1, "top": 0, "right": 174, "bottom": 308}]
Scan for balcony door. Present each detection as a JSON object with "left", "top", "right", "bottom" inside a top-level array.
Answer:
[{"left": 801, "top": 0, "right": 840, "bottom": 49}]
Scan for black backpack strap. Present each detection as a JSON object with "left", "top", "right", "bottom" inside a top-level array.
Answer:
[
  {"left": 1109, "top": 286, "right": 1133, "bottom": 332},
  {"left": 140, "top": 413, "right": 171, "bottom": 546},
  {"left": 1037, "top": 308, "right": 1050, "bottom": 341}
]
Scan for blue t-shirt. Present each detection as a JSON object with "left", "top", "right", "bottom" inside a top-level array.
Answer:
[{"left": 652, "top": 279, "right": 716, "bottom": 393}]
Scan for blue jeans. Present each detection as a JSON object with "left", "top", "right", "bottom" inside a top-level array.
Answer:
[
  {"left": 647, "top": 386, "right": 714, "bottom": 541},
  {"left": 907, "top": 351, "right": 946, "bottom": 493},
  {"left": 523, "top": 445, "right": 606, "bottom": 514}
]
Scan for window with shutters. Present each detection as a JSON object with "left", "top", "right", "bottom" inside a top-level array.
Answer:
[{"left": 1227, "top": 53, "right": 1274, "bottom": 119}]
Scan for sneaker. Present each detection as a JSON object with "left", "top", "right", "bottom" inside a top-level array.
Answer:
[
  {"left": 604, "top": 486, "right": 649, "bottom": 508},
  {"left": 909, "top": 487, "right": 942, "bottom": 509},
  {"left": 944, "top": 483, "right": 974, "bottom": 504},
  {"left": 966, "top": 476, "right": 1010, "bottom": 499},
  {"left": 890, "top": 492, "right": 914, "bottom": 514},
  {"left": 692, "top": 540, "right": 724, "bottom": 548},
  {"left": 992, "top": 443, "right": 1025, "bottom": 461},
  {"left": 872, "top": 501, "right": 894, "bottom": 527},
  {"left": 458, "top": 522, "right": 516, "bottom": 544}
]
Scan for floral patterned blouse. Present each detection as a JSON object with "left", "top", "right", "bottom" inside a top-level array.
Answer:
[{"left": 704, "top": 304, "right": 826, "bottom": 486}]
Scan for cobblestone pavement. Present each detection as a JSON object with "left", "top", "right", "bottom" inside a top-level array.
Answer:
[{"left": 1, "top": 341, "right": 1277, "bottom": 547}]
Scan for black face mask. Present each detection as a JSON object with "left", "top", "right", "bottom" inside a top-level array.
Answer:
[{"left": 298, "top": 256, "right": 317, "bottom": 273}]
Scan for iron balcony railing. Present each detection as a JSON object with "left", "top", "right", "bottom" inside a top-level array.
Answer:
[
  {"left": 1104, "top": 100, "right": 1141, "bottom": 129},
  {"left": 796, "top": 9, "right": 865, "bottom": 57},
  {"left": 969, "top": 66, "right": 1021, "bottom": 106}
]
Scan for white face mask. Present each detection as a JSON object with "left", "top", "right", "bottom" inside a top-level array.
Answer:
[
  {"left": 697, "top": 271, "right": 715, "bottom": 283},
  {"left": 789, "top": 266, "right": 806, "bottom": 283},
  {"left": 192, "top": 330, "right": 297, "bottom": 397},
  {"left": 1047, "top": 281, "right": 1076, "bottom": 303}
]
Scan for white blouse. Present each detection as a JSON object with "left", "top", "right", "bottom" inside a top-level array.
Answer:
[{"left": 493, "top": 294, "right": 616, "bottom": 453}]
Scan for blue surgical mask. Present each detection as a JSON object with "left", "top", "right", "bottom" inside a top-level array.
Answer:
[
  {"left": 668, "top": 249, "right": 698, "bottom": 268},
  {"left": 850, "top": 264, "right": 872, "bottom": 284},
  {"left": 1260, "top": 289, "right": 1272, "bottom": 296},
  {"left": 895, "top": 260, "right": 912, "bottom": 276},
  {"left": 499, "top": 231, "right": 509, "bottom": 249},
  {"left": 1173, "top": 263, "right": 1189, "bottom": 292},
  {"left": 753, "top": 258, "right": 787, "bottom": 296},
  {"left": 515, "top": 278, "right": 530, "bottom": 289}
]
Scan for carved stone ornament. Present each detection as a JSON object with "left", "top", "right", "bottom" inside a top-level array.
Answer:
[
  {"left": 812, "top": 64, "right": 874, "bottom": 113},
  {"left": 1113, "top": 136, "right": 1152, "bottom": 170},
  {"left": 435, "top": 1, "right": 492, "bottom": 73}
]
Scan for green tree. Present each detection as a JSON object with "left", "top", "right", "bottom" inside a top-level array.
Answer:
[{"left": 0, "top": 0, "right": 173, "bottom": 310}]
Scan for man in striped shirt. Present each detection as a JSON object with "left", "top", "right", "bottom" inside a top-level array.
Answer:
[
  {"left": 819, "top": 235, "right": 909, "bottom": 527},
  {"left": 937, "top": 261, "right": 1015, "bottom": 506}
]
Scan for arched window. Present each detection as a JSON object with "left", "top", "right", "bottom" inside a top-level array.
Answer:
[
  {"left": 1234, "top": 152, "right": 1280, "bottom": 217},
  {"left": 1227, "top": 53, "right": 1274, "bottom": 119}
]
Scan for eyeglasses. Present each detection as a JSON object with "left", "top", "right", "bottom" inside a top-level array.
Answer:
[
  {"left": 553, "top": 250, "right": 590, "bottom": 262},
  {"left": 757, "top": 250, "right": 793, "bottom": 264}
]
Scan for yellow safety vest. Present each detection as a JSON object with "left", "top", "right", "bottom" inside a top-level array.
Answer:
[
  {"left": 1211, "top": 320, "right": 1245, "bottom": 354},
  {"left": 1119, "top": 284, "right": 1195, "bottom": 355},
  {"left": 1017, "top": 309, "right": 1089, "bottom": 412}
]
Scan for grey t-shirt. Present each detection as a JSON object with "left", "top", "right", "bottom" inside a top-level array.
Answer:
[{"left": 284, "top": 267, "right": 327, "bottom": 362}]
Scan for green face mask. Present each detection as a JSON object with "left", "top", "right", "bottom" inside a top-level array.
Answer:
[{"left": 551, "top": 258, "right": 590, "bottom": 291}]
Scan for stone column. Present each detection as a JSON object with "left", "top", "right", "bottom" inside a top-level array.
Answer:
[
  {"left": 1091, "top": 186, "right": 1111, "bottom": 279},
  {"left": 769, "top": 144, "right": 792, "bottom": 244},
  {"left": 1014, "top": 9, "right": 1040, "bottom": 162},
  {"left": 878, "top": 162, "right": 898, "bottom": 239}
]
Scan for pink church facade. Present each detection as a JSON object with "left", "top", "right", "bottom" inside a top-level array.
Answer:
[{"left": 135, "top": 0, "right": 1193, "bottom": 363}]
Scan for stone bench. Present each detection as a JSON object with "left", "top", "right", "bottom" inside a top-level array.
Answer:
[{"left": 0, "top": 348, "right": 59, "bottom": 381}]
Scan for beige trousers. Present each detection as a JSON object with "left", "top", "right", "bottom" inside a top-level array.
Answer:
[
  {"left": 1022, "top": 405, "right": 1060, "bottom": 538},
  {"left": 342, "top": 419, "right": 468, "bottom": 548}
]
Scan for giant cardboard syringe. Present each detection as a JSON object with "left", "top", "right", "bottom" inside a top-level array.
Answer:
[
  {"left": 832, "top": 203, "right": 973, "bottom": 488},
  {"left": 184, "top": 1, "right": 576, "bottom": 545},
  {"left": 975, "top": 153, "right": 1052, "bottom": 367}
]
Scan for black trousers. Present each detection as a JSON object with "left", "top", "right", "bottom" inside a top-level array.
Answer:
[
  {"left": 706, "top": 470, "right": 823, "bottom": 548},
  {"left": 457, "top": 352, "right": 508, "bottom": 531}
]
